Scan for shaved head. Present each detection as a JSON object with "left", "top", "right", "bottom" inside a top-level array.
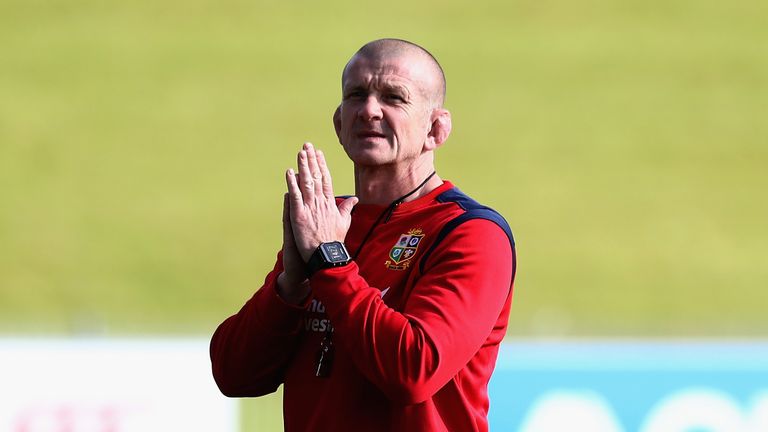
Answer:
[
  {"left": 343, "top": 38, "right": 447, "bottom": 107},
  {"left": 334, "top": 38, "right": 453, "bottom": 170}
]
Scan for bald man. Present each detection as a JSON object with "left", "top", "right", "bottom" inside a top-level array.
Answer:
[{"left": 211, "top": 39, "right": 516, "bottom": 432}]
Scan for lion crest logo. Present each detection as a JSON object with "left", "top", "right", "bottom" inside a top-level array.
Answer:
[{"left": 385, "top": 229, "right": 424, "bottom": 270}]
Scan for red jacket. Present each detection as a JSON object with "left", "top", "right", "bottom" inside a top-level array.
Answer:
[{"left": 211, "top": 181, "right": 516, "bottom": 431}]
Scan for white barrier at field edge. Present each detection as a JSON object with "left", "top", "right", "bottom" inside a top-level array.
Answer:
[{"left": 0, "top": 338, "right": 237, "bottom": 432}]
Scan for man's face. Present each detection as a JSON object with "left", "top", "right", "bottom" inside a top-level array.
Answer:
[{"left": 334, "top": 53, "right": 438, "bottom": 167}]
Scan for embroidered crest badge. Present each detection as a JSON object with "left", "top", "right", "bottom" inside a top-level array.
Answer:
[{"left": 385, "top": 228, "right": 424, "bottom": 270}]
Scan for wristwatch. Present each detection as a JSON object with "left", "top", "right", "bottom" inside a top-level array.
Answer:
[{"left": 305, "top": 241, "right": 352, "bottom": 277}]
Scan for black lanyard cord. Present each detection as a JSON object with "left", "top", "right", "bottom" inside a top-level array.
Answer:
[{"left": 351, "top": 171, "right": 437, "bottom": 260}]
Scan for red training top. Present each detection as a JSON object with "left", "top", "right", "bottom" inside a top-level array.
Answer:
[{"left": 211, "top": 181, "right": 516, "bottom": 431}]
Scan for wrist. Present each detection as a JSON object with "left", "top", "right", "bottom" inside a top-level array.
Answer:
[{"left": 276, "top": 272, "right": 311, "bottom": 305}]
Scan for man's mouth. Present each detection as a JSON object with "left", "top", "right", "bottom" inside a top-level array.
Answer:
[{"left": 357, "top": 130, "right": 387, "bottom": 139}]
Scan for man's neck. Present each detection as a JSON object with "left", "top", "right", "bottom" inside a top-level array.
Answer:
[{"left": 354, "top": 163, "right": 443, "bottom": 206}]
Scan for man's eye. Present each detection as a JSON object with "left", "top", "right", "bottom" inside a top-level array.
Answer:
[
  {"left": 386, "top": 94, "right": 405, "bottom": 102},
  {"left": 345, "top": 91, "right": 366, "bottom": 100}
]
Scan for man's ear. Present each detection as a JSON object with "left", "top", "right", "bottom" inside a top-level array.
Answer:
[
  {"left": 333, "top": 105, "right": 342, "bottom": 143},
  {"left": 425, "top": 109, "right": 452, "bottom": 151}
]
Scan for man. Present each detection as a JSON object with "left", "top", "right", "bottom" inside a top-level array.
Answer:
[{"left": 210, "top": 38, "right": 516, "bottom": 431}]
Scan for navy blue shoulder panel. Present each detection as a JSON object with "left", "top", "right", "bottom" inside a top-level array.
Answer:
[{"left": 418, "top": 187, "right": 515, "bottom": 274}]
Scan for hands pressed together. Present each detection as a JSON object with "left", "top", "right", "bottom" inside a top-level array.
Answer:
[{"left": 276, "top": 143, "right": 358, "bottom": 303}]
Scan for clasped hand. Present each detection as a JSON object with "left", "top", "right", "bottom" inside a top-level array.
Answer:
[
  {"left": 285, "top": 142, "right": 358, "bottom": 263},
  {"left": 277, "top": 142, "right": 357, "bottom": 303}
]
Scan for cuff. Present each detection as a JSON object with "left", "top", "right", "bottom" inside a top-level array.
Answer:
[
  {"left": 309, "top": 262, "right": 360, "bottom": 305},
  {"left": 253, "top": 277, "right": 311, "bottom": 332}
]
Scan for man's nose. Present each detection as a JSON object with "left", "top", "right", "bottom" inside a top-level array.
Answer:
[{"left": 360, "top": 95, "right": 383, "bottom": 120}]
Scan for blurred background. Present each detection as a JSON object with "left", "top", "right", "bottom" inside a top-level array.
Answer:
[{"left": 1, "top": 0, "right": 766, "bottom": 430}]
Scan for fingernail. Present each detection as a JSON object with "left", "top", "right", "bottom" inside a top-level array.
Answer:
[{"left": 288, "top": 168, "right": 294, "bottom": 175}]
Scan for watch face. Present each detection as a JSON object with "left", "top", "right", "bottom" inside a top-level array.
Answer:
[{"left": 321, "top": 241, "right": 349, "bottom": 263}]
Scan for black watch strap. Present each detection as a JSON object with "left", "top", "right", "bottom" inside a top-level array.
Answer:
[{"left": 305, "top": 247, "right": 325, "bottom": 278}]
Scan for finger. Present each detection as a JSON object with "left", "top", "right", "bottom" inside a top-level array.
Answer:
[
  {"left": 316, "top": 149, "right": 335, "bottom": 199},
  {"left": 297, "top": 150, "right": 315, "bottom": 203},
  {"left": 282, "top": 193, "right": 294, "bottom": 240},
  {"left": 285, "top": 168, "right": 304, "bottom": 211},
  {"left": 303, "top": 142, "right": 324, "bottom": 197},
  {"left": 338, "top": 196, "right": 359, "bottom": 219}
]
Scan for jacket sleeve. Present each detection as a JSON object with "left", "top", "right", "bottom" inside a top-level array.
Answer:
[
  {"left": 209, "top": 251, "right": 308, "bottom": 397},
  {"left": 309, "top": 218, "right": 515, "bottom": 405}
]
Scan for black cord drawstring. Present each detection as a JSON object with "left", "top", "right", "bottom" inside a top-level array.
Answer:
[{"left": 351, "top": 171, "right": 436, "bottom": 259}]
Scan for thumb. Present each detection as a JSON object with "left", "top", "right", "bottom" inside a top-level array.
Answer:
[{"left": 338, "top": 196, "right": 359, "bottom": 219}]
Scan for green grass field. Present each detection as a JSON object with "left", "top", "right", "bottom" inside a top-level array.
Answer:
[{"left": 1, "top": 0, "right": 766, "bottom": 429}]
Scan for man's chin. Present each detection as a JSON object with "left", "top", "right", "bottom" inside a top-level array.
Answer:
[
  {"left": 345, "top": 150, "right": 392, "bottom": 167},
  {"left": 343, "top": 141, "right": 392, "bottom": 165}
]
